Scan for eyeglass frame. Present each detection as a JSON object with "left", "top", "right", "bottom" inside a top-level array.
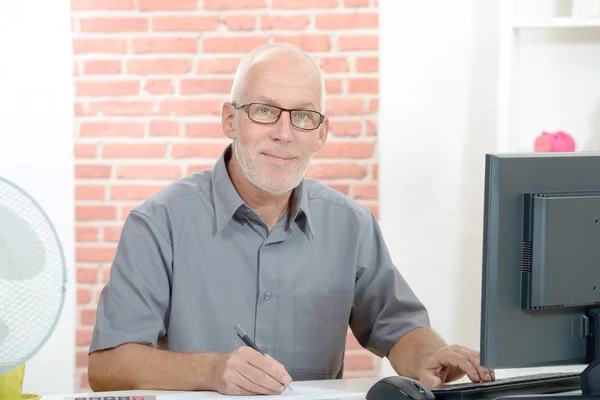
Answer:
[{"left": 231, "top": 102, "right": 326, "bottom": 131}]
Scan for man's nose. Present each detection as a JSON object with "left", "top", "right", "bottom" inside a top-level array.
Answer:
[{"left": 270, "top": 111, "right": 294, "bottom": 141}]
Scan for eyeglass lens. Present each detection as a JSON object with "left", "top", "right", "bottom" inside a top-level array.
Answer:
[{"left": 247, "top": 103, "right": 321, "bottom": 130}]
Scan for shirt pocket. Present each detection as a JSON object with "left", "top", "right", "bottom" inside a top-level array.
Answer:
[{"left": 293, "top": 292, "right": 353, "bottom": 377}]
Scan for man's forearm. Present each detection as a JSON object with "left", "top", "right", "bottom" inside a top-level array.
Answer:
[
  {"left": 88, "top": 343, "right": 220, "bottom": 392},
  {"left": 387, "top": 327, "right": 447, "bottom": 379}
]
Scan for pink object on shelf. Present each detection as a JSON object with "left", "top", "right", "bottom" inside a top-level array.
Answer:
[{"left": 534, "top": 131, "right": 576, "bottom": 152}]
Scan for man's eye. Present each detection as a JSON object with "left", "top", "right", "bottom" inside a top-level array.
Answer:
[
  {"left": 297, "top": 113, "right": 307, "bottom": 119},
  {"left": 259, "top": 108, "right": 270, "bottom": 114}
]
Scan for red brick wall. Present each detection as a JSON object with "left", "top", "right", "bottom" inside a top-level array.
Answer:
[{"left": 70, "top": 0, "right": 379, "bottom": 390}]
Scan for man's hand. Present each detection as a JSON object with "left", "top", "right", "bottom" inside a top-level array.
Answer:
[
  {"left": 418, "top": 344, "right": 495, "bottom": 388},
  {"left": 212, "top": 347, "right": 293, "bottom": 395}
]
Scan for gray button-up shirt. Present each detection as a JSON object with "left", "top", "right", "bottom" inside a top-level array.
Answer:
[{"left": 90, "top": 144, "right": 430, "bottom": 381}]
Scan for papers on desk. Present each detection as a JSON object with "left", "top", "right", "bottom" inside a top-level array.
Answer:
[
  {"left": 157, "top": 385, "right": 364, "bottom": 400},
  {"left": 55, "top": 385, "right": 364, "bottom": 400}
]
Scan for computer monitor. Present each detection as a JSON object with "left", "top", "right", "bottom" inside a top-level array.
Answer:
[{"left": 480, "top": 152, "right": 600, "bottom": 398}]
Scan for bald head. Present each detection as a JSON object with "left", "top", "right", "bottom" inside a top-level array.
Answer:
[{"left": 230, "top": 43, "right": 326, "bottom": 113}]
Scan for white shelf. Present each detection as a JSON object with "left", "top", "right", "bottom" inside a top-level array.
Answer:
[{"left": 513, "top": 17, "right": 600, "bottom": 29}]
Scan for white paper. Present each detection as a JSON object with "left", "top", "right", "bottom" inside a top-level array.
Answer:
[{"left": 157, "top": 386, "right": 364, "bottom": 400}]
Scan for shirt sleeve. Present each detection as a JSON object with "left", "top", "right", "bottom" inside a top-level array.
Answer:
[
  {"left": 89, "top": 209, "right": 172, "bottom": 354},
  {"left": 350, "top": 210, "right": 431, "bottom": 358}
]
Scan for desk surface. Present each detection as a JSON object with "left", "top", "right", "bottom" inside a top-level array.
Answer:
[{"left": 44, "top": 377, "right": 380, "bottom": 400}]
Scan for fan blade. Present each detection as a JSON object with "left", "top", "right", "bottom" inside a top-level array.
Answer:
[
  {"left": 0, "top": 319, "right": 7, "bottom": 346},
  {"left": 0, "top": 205, "right": 46, "bottom": 280}
]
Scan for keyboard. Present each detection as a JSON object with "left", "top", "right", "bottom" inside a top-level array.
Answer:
[{"left": 430, "top": 372, "right": 581, "bottom": 400}]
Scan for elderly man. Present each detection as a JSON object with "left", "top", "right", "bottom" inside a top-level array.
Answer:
[{"left": 87, "top": 43, "right": 494, "bottom": 395}]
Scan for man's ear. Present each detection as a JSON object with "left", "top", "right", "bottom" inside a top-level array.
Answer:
[
  {"left": 222, "top": 102, "right": 236, "bottom": 139},
  {"left": 313, "top": 116, "right": 329, "bottom": 152}
]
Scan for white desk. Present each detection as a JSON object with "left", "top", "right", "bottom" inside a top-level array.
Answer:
[{"left": 41, "top": 378, "right": 380, "bottom": 400}]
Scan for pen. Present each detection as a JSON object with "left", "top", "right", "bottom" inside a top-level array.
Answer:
[{"left": 233, "top": 323, "right": 293, "bottom": 392}]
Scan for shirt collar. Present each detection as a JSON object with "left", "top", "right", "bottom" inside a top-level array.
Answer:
[{"left": 211, "top": 144, "right": 314, "bottom": 239}]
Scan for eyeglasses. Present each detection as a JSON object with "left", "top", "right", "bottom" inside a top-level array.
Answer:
[{"left": 232, "top": 102, "right": 325, "bottom": 131}]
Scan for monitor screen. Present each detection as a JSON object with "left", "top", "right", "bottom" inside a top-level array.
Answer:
[{"left": 479, "top": 152, "right": 600, "bottom": 395}]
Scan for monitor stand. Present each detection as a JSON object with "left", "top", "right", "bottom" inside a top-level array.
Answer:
[{"left": 495, "top": 309, "right": 600, "bottom": 400}]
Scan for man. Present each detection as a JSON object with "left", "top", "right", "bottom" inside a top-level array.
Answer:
[{"left": 87, "top": 43, "right": 494, "bottom": 395}]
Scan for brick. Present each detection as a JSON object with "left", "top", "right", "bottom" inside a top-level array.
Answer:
[
  {"left": 343, "top": 0, "right": 369, "bottom": 6},
  {"left": 152, "top": 16, "right": 218, "bottom": 31},
  {"left": 366, "top": 119, "right": 377, "bottom": 136},
  {"left": 314, "top": 141, "right": 373, "bottom": 159},
  {"left": 88, "top": 101, "right": 153, "bottom": 116},
  {"left": 101, "top": 267, "right": 111, "bottom": 284},
  {"left": 339, "top": 35, "right": 378, "bottom": 50},
  {"left": 344, "top": 353, "right": 375, "bottom": 370},
  {"left": 150, "top": 120, "right": 179, "bottom": 136},
  {"left": 110, "top": 184, "right": 165, "bottom": 200},
  {"left": 80, "top": 309, "right": 97, "bottom": 325},
  {"left": 306, "top": 163, "right": 366, "bottom": 179},
  {"left": 204, "top": 0, "right": 265, "bottom": 9},
  {"left": 221, "top": 15, "right": 256, "bottom": 31},
  {"left": 196, "top": 57, "right": 241, "bottom": 74},
  {"left": 74, "top": 143, "right": 97, "bottom": 159},
  {"left": 348, "top": 78, "right": 378, "bottom": 94},
  {"left": 83, "top": 60, "right": 122, "bottom": 75},
  {"left": 73, "top": 38, "right": 127, "bottom": 54},
  {"left": 74, "top": 164, "right": 111, "bottom": 179},
  {"left": 273, "top": 35, "right": 330, "bottom": 52},
  {"left": 329, "top": 120, "right": 361, "bottom": 137},
  {"left": 76, "top": 328, "right": 93, "bottom": 346},
  {"left": 180, "top": 78, "right": 233, "bottom": 94},
  {"left": 369, "top": 99, "right": 378, "bottom": 112},
  {"left": 185, "top": 122, "right": 223, "bottom": 137},
  {"left": 116, "top": 165, "right": 182, "bottom": 180},
  {"left": 120, "top": 204, "right": 137, "bottom": 221},
  {"left": 76, "top": 350, "right": 89, "bottom": 368},
  {"left": 272, "top": 0, "right": 338, "bottom": 8},
  {"left": 328, "top": 184, "right": 349, "bottom": 195},
  {"left": 171, "top": 142, "right": 228, "bottom": 159},
  {"left": 132, "top": 38, "right": 197, "bottom": 53},
  {"left": 76, "top": 80, "right": 139, "bottom": 96},
  {"left": 356, "top": 56, "right": 378, "bottom": 72},
  {"left": 325, "top": 78, "right": 342, "bottom": 94},
  {"left": 138, "top": 0, "right": 197, "bottom": 10},
  {"left": 74, "top": 102, "right": 86, "bottom": 116},
  {"left": 326, "top": 98, "right": 365, "bottom": 115},
  {"left": 102, "top": 143, "right": 167, "bottom": 158},
  {"left": 103, "top": 226, "right": 122, "bottom": 242},
  {"left": 80, "top": 17, "right": 148, "bottom": 32},
  {"left": 159, "top": 99, "right": 221, "bottom": 116},
  {"left": 145, "top": 79, "right": 175, "bottom": 95},
  {"left": 78, "top": 371, "right": 90, "bottom": 390},
  {"left": 76, "top": 205, "right": 117, "bottom": 221},
  {"left": 203, "top": 36, "right": 268, "bottom": 53},
  {"left": 71, "top": 0, "right": 133, "bottom": 10},
  {"left": 315, "top": 13, "right": 378, "bottom": 29},
  {"left": 76, "top": 226, "right": 99, "bottom": 242},
  {"left": 261, "top": 14, "right": 309, "bottom": 30},
  {"left": 80, "top": 121, "right": 144, "bottom": 137},
  {"left": 76, "top": 267, "right": 98, "bottom": 284},
  {"left": 75, "top": 185, "right": 105, "bottom": 201},
  {"left": 354, "top": 183, "right": 377, "bottom": 199},
  {"left": 319, "top": 56, "right": 349, "bottom": 73},
  {"left": 187, "top": 164, "right": 212, "bottom": 174},
  {"left": 77, "top": 288, "right": 91, "bottom": 305},
  {"left": 127, "top": 59, "right": 191, "bottom": 75},
  {"left": 371, "top": 164, "right": 378, "bottom": 180}
]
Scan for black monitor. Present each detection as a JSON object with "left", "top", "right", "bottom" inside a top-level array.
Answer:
[{"left": 480, "top": 152, "right": 600, "bottom": 399}]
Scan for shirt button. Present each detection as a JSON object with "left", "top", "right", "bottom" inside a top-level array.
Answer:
[
  {"left": 241, "top": 219, "right": 248, "bottom": 226},
  {"left": 260, "top": 346, "right": 267, "bottom": 353},
  {"left": 263, "top": 291, "right": 271, "bottom": 300}
]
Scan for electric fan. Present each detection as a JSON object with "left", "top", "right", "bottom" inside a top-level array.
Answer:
[{"left": 0, "top": 176, "right": 67, "bottom": 377}]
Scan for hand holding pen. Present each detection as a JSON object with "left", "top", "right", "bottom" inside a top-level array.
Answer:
[{"left": 210, "top": 324, "right": 293, "bottom": 396}]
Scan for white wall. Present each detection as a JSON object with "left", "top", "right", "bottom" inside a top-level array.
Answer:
[
  {"left": 379, "top": 0, "right": 592, "bottom": 379},
  {"left": 0, "top": 0, "right": 76, "bottom": 395}
]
